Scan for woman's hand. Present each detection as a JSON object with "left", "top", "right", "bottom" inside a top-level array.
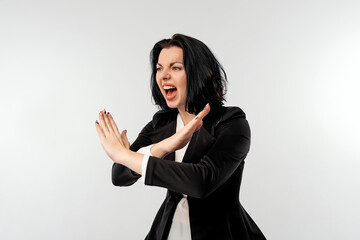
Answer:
[
  {"left": 95, "top": 109, "right": 131, "bottom": 163},
  {"left": 150, "top": 104, "right": 211, "bottom": 158}
]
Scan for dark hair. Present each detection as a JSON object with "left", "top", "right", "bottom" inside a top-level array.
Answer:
[{"left": 150, "top": 33, "right": 227, "bottom": 114}]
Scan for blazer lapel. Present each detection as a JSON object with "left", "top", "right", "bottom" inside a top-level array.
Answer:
[
  {"left": 181, "top": 107, "right": 224, "bottom": 164},
  {"left": 182, "top": 126, "right": 215, "bottom": 163}
]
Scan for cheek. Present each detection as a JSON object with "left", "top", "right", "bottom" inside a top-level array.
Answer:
[{"left": 180, "top": 76, "right": 187, "bottom": 95}]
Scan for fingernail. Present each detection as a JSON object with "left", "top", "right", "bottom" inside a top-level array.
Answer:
[
  {"left": 125, "top": 129, "right": 127, "bottom": 134},
  {"left": 107, "top": 112, "right": 110, "bottom": 115},
  {"left": 194, "top": 116, "right": 199, "bottom": 120},
  {"left": 95, "top": 120, "right": 99, "bottom": 124}
]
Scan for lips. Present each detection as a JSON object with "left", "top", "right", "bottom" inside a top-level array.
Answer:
[{"left": 163, "top": 84, "right": 177, "bottom": 101}]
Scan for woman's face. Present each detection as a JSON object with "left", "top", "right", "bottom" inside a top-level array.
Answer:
[{"left": 156, "top": 46, "right": 187, "bottom": 111}]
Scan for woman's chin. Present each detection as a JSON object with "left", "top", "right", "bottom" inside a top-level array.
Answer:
[
  {"left": 166, "top": 102, "right": 178, "bottom": 109},
  {"left": 165, "top": 98, "right": 185, "bottom": 110}
]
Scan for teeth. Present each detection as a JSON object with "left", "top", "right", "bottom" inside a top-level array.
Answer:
[{"left": 163, "top": 85, "right": 176, "bottom": 90}]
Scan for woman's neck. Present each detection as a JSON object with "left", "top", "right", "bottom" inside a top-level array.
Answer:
[{"left": 178, "top": 108, "right": 196, "bottom": 126}]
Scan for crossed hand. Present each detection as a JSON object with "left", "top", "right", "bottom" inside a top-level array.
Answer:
[
  {"left": 95, "top": 110, "right": 131, "bottom": 162},
  {"left": 95, "top": 104, "right": 210, "bottom": 164}
]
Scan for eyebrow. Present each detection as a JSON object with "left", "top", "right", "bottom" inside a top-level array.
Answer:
[{"left": 157, "top": 62, "right": 183, "bottom": 67}]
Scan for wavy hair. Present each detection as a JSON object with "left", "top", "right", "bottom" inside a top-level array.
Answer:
[{"left": 150, "top": 33, "right": 227, "bottom": 114}]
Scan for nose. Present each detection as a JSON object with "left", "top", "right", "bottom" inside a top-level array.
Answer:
[{"left": 160, "top": 68, "right": 170, "bottom": 80}]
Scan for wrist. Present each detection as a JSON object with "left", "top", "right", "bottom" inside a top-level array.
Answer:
[
  {"left": 151, "top": 141, "right": 170, "bottom": 158},
  {"left": 113, "top": 148, "right": 131, "bottom": 164},
  {"left": 116, "top": 149, "right": 143, "bottom": 174}
]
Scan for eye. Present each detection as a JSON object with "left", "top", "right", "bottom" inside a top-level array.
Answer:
[
  {"left": 156, "top": 67, "right": 162, "bottom": 71},
  {"left": 173, "top": 66, "right": 181, "bottom": 70}
]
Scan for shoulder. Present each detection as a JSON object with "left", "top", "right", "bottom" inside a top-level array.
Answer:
[
  {"left": 202, "top": 106, "right": 249, "bottom": 136},
  {"left": 219, "top": 106, "right": 246, "bottom": 120},
  {"left": 149, "top": 106, "right": 247, "bottom": 130},
  {"left": 206, "top": 106, "right": 247, "bottom": 125}
]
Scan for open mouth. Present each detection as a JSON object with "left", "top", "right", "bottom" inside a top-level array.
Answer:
[
  {"left": 163, "top": 85, "right": 177, "bottom": 100},
  {"left": 164, "top": 85, "right": 177, "bottom": 94}
]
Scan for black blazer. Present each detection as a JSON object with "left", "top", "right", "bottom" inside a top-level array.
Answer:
[{"left": 112, "top": 106, "right": 266, "bottom": 240}]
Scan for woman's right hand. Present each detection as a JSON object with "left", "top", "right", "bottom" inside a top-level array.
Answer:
[{"left": 150, "top": 104, "right": 211, "bottom": 158}]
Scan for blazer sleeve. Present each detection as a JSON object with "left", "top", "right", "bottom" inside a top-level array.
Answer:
[
  {"left": 111, "top": 121, "right": 154, "bottom": 186},
  {"left": 144, "top": 108, "right": 251, "bottom": 198}
]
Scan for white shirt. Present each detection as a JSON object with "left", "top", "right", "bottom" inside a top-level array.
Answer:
[{"left": 138, "top": 114, "right": 192, "bottom": 240}]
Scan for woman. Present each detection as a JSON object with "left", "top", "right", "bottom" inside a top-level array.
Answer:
[{"left": 95, "top": 34, "right": 266, "bottom": 240}]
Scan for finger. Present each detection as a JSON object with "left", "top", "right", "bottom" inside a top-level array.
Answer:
[
  {"left": 99, "top": 110, "right": 110, "bottom": 135},
  {"left": 121, "top": 130, "right": 130, "bottom": 149},
  {"left": 108, "top": 113, "right": 122, "bottom": 140},
  {"left": 194, "top": 120, "right": 203, "bottom": 132},
  {"left": 185, "top": 104, "right": 210, "bottom": 133},
  {"left": 104, "top": 111, "right": 115, "bottom": 133},
  {"left": 95, "top": 120, "right": 105, "bottom": 139},
  {"left": 194, "top": 103, "right": 210, "bottom": 121}
]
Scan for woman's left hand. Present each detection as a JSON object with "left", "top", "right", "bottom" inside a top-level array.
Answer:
[
  {"left": 95, "top": 109, "right": 130, "bottom": 163},
  {"left": 149, "top": 104, "right": 211, "bottom": 158}
]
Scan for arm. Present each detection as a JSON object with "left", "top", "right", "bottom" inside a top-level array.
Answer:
[
  {"left": 95, "top": 105, "right": 210, "bottom": 186},
  {"left": 110, "top": 121, "right": 154, "bottom": 186},
  {"left": 95, "top": 110, "right": 148, "bottom": 186},
  {"left": 144, "top": 109, "right": 251, "bottom": 198},
  {"left": 149, "top": 104, "right": 211, "bottom": 158}
]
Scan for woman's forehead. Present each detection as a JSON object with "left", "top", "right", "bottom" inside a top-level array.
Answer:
[{"left": 158, "top": 47, "right": 183, "bottom": 64}]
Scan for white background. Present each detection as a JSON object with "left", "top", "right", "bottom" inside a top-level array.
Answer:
[{"left": 1, "top": 0, "right": 359, "bottom": 239}]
